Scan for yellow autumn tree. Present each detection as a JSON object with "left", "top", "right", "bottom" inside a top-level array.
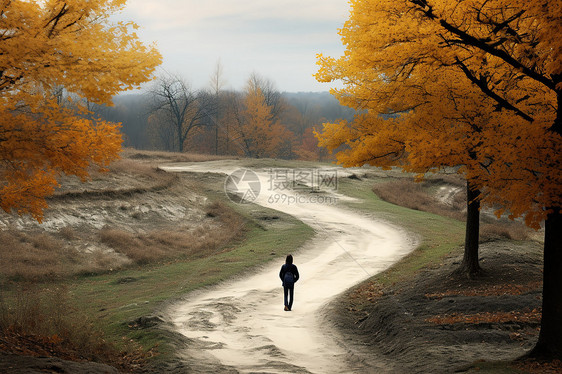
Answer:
[
  {"left": 0, "top": 0, "right": 161, "bottom": 220},
  {"left": 316, "top": 64, "right": 508, "bottom": 276},
  {"left": 316, "top": 0, "right": 561, "bottom": 360},
  {"left": 230, "top": 79, "right": 292, "bottom": 158}
]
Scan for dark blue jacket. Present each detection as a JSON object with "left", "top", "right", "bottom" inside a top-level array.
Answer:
[{"left": 279, "top": 263, "right": 299, "bottom": 288}]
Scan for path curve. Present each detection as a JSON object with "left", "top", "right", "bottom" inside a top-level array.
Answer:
[{"left": 163, "top": 161, "right": 415, "bottom": 373}]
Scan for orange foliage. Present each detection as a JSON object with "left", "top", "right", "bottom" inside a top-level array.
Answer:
[
  {"left": 514, "top": 359, "right": 562, "bottom": 374},
  {"left": 425, "top": 282, "right": 542, "bottom": 299},
  {"left": 231, "top": 81, "right": 293, "bottom": 158},
  {"left": 294, "top": 127, "right": 329, "bottom": 161},
  {"left": 426, "top": 310, "right": 541, "bottom": 325},
  {"left": 0, "top": 0, "right": 161, "bottom": 220},
  {"left": 315, "top": 0, "right": 561, "bottom": 228}
]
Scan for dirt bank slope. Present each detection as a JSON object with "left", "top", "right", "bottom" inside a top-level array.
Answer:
[{"left": 325, "top": 239, "right": 549, "bottom": 373}]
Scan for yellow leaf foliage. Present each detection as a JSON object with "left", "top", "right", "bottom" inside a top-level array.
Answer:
[
  {"left": 0, "top": 0, "right": 162, "bottom": 220},
  {"left": 315, "top": 0, "right": 561, "bottom": 228},
  {"left": 232, "top": 83, "right": 293, "bottom": 158}
]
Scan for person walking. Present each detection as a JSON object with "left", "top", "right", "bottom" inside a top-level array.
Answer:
[{"left": 279, "top": 254, "right": 299, "bottom": 311}]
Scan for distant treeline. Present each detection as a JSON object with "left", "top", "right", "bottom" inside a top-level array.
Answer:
[{"left": 92, "top": 89, "right": 356, "bottom": 160}]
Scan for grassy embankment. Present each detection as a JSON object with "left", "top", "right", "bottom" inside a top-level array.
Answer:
[{"left": 336, "top": 174, "right": 466, "bottom": 285}]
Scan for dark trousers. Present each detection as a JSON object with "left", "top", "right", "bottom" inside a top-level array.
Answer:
[{"left": 283, "top": 286, "right": 294, "bottom": 310}]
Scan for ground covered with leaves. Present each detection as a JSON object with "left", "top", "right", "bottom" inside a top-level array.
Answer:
[{"left": 325, "top": 239, "right": 562, "bottom": 373}]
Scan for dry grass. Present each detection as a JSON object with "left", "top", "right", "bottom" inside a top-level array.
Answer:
[
  {"left": 50, "top": 149, "right": 233, "bottom": 199},
  {"left": 58, "top": 225, "right": 77, "bottom": 240},
  {"left": 372, "top": 178, "right": 534, "bottom": 242},
  {"left": 480, "top": 222, "right": 533, "bottom": 241},
  {"left": 0, "top": 229, "right": 131, "bottom": 280},
  {"left": 0, "top": 286, "right": 147, "bottom": 371},
  {"left": 106, "top": 158, "right": 167, "bottom": 180},
  {"left": 0, "top": 201, "right": 245, "bottom": 279},
  {"left": 54, "top": 156, "right": 177, "bottom": 199},
  {"left": 372, "top": 179, "right": 466, "bottom": 221},
  {"left": 99, "top": 201, "right": 245, "bottom": 265},
  {"left": 109, "top": 157, "right": 156, "bottom": 173},
  {"left": 120, "top": 148, "right": 233, "bottom": 163},
  {"left": 91, "top": 247, "right": 132, "bottom": 270},
  {"left": 0, "top": 230, "right": 76, "bottom": 280}
]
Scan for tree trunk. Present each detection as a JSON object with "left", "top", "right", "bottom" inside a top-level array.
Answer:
[
  {"left": 529, "top": 86, "right": 562, "bottom": 360},
  {"left": 177, "top": 124, "right": 184, "bottom": 153},
  {"left": 528, "top": 208, "right": 562, "bottom": 360},
  {"left": 215, "top": 123, "right": 219, "bottom": 155},
  {"left": 460, "top": 181, "right": 481, "bottom": 277}
]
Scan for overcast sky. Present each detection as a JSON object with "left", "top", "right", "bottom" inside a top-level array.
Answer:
[{"left": 119, "top": 0, "right": 349, "bottom": 92}]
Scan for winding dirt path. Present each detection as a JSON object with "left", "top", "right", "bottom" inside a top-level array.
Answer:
[{"left": 163, "top": 161, "right": 415, "bottom": 373}]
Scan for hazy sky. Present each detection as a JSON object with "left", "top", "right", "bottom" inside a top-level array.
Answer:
[{"left": 119, "top": 0, "right": 349, "bottom": 92}]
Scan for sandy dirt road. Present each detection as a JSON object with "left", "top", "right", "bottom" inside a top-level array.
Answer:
[{"left": 163, "top": 161, "right": 415, "bottom": 373}]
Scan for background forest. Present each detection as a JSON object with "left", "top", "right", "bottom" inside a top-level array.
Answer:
[{"left": 91, "top": 73, "right": 355, "bottom": 161}]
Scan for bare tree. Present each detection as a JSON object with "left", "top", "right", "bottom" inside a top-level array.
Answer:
[
  {"left": 149, "top": 74, "right": 210, "bottom": 152},
  {"left": 209, "top": 60, "right": 227, "bottom": 154},
  {"left": 209, "top": 59, "right": 226, "bottom": 94},
  {"left": 147, "top": 112, "right": 176, "bottom": 150},
  {"left": 221, "top": 90, "right": 248, "bottom": 156}
]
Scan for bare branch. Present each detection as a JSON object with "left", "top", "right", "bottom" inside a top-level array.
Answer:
[{"left": 455, "top": 58, "right": 534, "bottom": 122}]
